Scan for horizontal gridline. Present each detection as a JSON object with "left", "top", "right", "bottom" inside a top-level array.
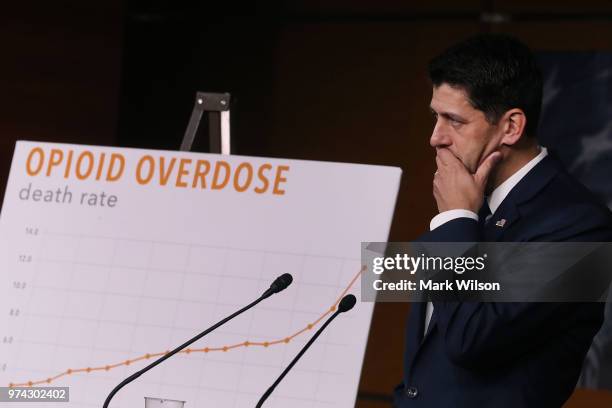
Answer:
[
  {"left": 17, "top": 315, "right": 351, "bottom": 347},
  {"left": 29, "top": 282, "right": 354, "bottom": 310},
  {"left": 8, "top": 341, "right": 346, "bottom": 396},
  {"left": 33, "top": 259, "right": 353, "bottom": 291},
  {"left": 44, "top": 230, "right": 355, "bottom": 262},
  {"left": 10, "top": 352, "right": 344, "bottom": 378}
]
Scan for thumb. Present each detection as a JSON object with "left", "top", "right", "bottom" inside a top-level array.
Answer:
[{"left": 475, "top": 151, "right": 502, "bottom": 187}]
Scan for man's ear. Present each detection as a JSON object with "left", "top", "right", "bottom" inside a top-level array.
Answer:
[{"left": 499, "top": 108, "right": 527, "bottom": 146}]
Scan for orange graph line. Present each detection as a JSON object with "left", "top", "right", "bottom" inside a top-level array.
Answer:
[{"left": 9, "top": 265, "right": 366, "bottom": 387}]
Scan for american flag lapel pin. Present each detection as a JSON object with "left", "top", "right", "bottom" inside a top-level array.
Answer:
[{"left": 495, "top": 219, "right": 506, "bottom": 227}]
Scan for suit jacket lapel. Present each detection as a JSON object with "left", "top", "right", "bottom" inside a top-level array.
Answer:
[
  {"left": 483, "top": 201, "right": 520, "bottom": 241},
  {"left": 404, "top": 302, "right": 428, "bottom": 367},
  {"left": 484, "top": 153, "right": 561, "bottom": 242},
  {"left": 413, "top": 303, "right": 440, "bottom": 357}
]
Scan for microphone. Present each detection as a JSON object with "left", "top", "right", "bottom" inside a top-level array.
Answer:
[
  {"left": 255, "top": 294, "right": 357, "bottom": 407},
  {"left": 102, "top": 273, "right": 293, "bottom": 408},
  {"left": 262, "top": 273, "right": 293, "bottom": 299}
]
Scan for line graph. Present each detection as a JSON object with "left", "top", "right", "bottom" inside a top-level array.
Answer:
[
  {"left": 8, "top": 266, "right": 366, "bottom": 388},
  {"left": 0, "top": 142, "right": 400, "bottom": 408}
]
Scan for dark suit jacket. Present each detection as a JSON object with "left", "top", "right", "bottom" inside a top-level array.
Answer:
[{"left": 394, "top": 153, "right": 612, "bottom": 407}]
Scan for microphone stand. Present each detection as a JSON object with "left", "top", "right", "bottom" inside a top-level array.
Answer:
[
  {"left": 103, "top": 274, "right": 292, "bottom": 408},
  {"left": 255, "top": 294, "right": 356, "bottom": 407}
]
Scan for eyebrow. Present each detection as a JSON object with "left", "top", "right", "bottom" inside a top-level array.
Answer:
[{"left": 429, "top": 107, "right": 467, "bottom": 123}]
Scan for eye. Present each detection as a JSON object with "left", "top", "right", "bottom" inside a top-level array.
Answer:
[{"left": 449, "top": 117, "right": 463, "bottom": 127}]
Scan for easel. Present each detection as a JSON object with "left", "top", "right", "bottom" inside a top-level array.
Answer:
[
  {"left": 107, "top": 91, "right": 232, "bottom": 408},
  {"left": 180, "top": 92, "right": 231, "bottom": 154}
]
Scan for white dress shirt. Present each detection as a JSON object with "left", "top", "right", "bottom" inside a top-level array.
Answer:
[{"left": 424, "top": 147, "right": 548, "bottom": 334}]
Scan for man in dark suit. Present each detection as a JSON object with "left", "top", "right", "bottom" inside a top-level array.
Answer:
[{"left": 393, "top": 34, "right": 612, "bottom": 407}]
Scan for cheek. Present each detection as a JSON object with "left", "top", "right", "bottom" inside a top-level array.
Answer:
[
  {"left": 461, "top": 127, "right": 490, "bottom": 170},
  {"left": 473, "top": 126, "right": 502, "bottom": 166}
]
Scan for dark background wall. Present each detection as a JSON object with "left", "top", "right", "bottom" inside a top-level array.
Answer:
[
  {"left": 0, "top": 2, "right": 123, "bottom": 200},
  {"left": 2, "top": 1, "right": 612, "bottom": 406}
]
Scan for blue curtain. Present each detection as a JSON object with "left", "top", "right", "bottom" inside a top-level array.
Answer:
[{"left": 538, "top": 52, "right": 612, "bottom": 390}]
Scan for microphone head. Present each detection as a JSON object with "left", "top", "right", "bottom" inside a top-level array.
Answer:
[
  {"left": 338, "top": 294, "right": 357, "bottom": 313},
  {"left": 270, "top": 273, "right": 293, "bottom": 294}
]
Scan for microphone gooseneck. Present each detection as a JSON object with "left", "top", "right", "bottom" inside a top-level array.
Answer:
[
  {"left": 255, "top": 294, "right": 357, "bottom": 407},
  {"left": 102, "top": 273, "right": 293, "bottom": 408}
]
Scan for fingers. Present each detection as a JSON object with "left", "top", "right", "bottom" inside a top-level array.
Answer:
[
  {"left": 435, "top": 148, "right": 463, "bottom": 173},
  {"left": 474, "top": 151, "right": 502, "bottom": 187},
  {"left": 435, "top": 148, "right": 454, "bottom": 166}
]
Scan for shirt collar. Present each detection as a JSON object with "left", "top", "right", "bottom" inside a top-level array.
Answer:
[{"left": 487, "top": 146, "right": 548, "bottom": 214}]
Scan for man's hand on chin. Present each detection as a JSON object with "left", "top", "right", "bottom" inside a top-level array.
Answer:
[{"left": 433, "top": 148, "right": 501, "bottom": 213}]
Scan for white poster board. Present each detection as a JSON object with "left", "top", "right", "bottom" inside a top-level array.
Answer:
[{"left": 0, "top": 141, "right": 401, "bottom": 407}]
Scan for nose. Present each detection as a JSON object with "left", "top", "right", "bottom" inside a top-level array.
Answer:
[{"left": 429, "top": 120, "right": 451, "bottom": 148}]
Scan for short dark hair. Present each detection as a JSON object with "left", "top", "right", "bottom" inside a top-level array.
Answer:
[{"left": 428, "top": 34, "right": 543, "bottom": 137}]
